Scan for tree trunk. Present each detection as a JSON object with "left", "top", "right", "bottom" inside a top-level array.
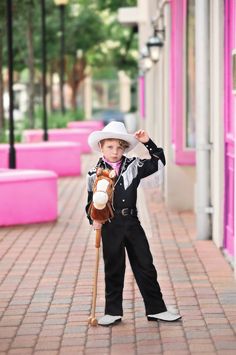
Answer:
[
  {"left": 67, "top": 57, "right": 86, "bottom": 111},
  {"left": 26, "top": 0, "right": 35, "bottom": 128},
  {"left": 71, "top": 64, "right": 77, "bottom": 110},
  {"left": 0, "top": 27, "right": 5, "bottom": 133}
]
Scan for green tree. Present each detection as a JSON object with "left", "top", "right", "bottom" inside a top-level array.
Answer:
[
  {"left": 2, "top": 0, "right": 38, "bottom": 128},
  {"left": 61, "top": 0, "right": 138, "bottom": 109},
  {"left": 64, "top": 5, "right": 107, "bottom": 109},
  {"left": 1, "top": 0, "right": 138, "bottom": 121},
  {"left": 14, "top": 0, "right": 36, "bottom": 128},
  {"left": 88, "top": 0, "right": 138, "bottom": 78}
]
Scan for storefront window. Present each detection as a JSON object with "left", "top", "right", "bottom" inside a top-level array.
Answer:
[
  {"left": 186, "top": 0, "right": 196, "bottom": 148},
  {"left": 170, "top": 0, "right": 195, "bottom": 164}
]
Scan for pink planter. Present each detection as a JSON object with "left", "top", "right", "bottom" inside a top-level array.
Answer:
[
  {"left": 0, "top": 142, "right": 81, "bottom": 177},
  {"left": 0, "top": 169, "right": 57, "bottom": 226},
  {"left": 22, "top": 128, "right": 91, "bottom": 153},
  {"left": 67, "top": 120, "right": 104, "bottom": 130}
]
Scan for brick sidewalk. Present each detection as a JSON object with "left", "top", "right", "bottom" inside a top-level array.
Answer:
[{"left": 0, "top": 153, "right": 236, "bottom": 355}]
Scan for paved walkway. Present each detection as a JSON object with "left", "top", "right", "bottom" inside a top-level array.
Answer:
[{"left": 0, "top": 152, "right": 236, "bottom": 355}]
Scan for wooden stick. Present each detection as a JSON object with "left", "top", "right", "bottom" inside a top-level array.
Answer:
[
  {"left": 95, "top": 228, "right": 101, "bottom": 248},
  {"left": 88, "top": 229, "right": 101, "bottom": 326}
]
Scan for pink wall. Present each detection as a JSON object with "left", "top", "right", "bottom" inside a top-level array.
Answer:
[
  {"left": 170, "top": 0, "right": 195, "bottom": 165},
  {"left": 139, "top": 75, "right": 145, "bottom": 119},
  {"left": 224, "top": 0, "right": 235, "bottom": 256}
]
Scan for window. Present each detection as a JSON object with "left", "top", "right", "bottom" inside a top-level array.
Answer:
[{"left": 170, "top": 0, "right": 196, "bottom": 165}]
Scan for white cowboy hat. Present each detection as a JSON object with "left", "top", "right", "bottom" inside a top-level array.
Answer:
[{"left": 88, "top": 121, "right": 138, "bottom": 153}]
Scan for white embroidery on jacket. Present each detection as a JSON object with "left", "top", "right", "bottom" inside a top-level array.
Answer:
[
  {"left": 158, "top": 160, "right": 164, "bottom": 170},
  {"left": 122, "top": 158, "right": 143, "bottom": 190},
  {"left": 87, "top": 172, "right": 96, "bottom": 192}
]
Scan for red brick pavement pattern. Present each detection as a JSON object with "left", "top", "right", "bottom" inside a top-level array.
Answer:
[{"left": 0, "top": 152, "right": 236, "bottom": 354}]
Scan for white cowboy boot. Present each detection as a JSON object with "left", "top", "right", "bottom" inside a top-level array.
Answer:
[
  {"left": 98, "top": 315, "right": 122, "bottom": 326},
  {"left": 147, "top": 309, "right": 182, "bottom": 322}
]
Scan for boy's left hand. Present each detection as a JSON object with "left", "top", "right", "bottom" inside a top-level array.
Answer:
[{"left": 134, "top": 130, "right": 149, "bottom": 143}]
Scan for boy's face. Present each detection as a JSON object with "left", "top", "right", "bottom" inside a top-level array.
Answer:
[{"left": 100, "top": 139, "right": 125, "bottom": 163}]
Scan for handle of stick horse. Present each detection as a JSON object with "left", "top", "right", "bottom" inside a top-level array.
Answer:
[
  {"left": 95, "top": 229, "right": 101, "bottom": 248},
  {"left": 88, "top": 228, "right": 101, "bottom": 326}
]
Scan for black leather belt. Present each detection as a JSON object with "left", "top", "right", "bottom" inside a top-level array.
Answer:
[{"left": 114, "top": 208, "right": 137, "bottom": 216}]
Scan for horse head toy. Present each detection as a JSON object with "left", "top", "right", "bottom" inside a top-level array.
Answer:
[{"left": 89, "top": 168, "right": 116, "bottom": 224}]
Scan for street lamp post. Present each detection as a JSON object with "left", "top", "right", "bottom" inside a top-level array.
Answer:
[
  {"left": 6, "top": 0, "right": 16, "bottom": 168},
  {"left": 41, "top": 0, "right": 48, "bottom": 141},
  {"left": 54, "top": 0, "right": 69, "bottom": 115}
]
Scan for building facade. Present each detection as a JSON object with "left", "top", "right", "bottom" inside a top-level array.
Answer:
[{"left": 118, "top": 0, "right": 235, "bottom": 275}]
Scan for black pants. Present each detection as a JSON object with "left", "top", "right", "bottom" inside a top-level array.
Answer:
[{"left": 101, "top": 215, "right": 167, "bottom": 316}]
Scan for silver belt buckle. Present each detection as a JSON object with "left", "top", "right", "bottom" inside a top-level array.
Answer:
[{"left": 121, "top": 208, "right": 129, "bottom": 216}]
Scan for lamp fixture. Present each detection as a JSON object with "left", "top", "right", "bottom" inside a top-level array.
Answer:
[
  {"left": 146, "top": 28, "right": 164, "bottom": 63},
  {"left": 140, "top": 45, "right": 153, "bottom": 72}
]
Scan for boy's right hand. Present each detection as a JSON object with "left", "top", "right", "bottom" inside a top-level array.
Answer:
[{"left": 93, "top": 220, "right": 102, "bottom": 230}]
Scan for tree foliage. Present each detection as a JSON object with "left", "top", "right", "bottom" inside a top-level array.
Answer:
[
  {"left": 10, "top": 0, "right": 138, "bottom": 75},
  {"left": 1, "top": 0, "right": 138, "bottom": 112}
]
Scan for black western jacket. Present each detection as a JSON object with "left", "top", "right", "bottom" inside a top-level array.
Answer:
[{"left": 86, "top": 139, "right": 166, "bottom": 223}]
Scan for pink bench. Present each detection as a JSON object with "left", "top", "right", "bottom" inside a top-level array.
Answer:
[
  {"left": 0, "top": 169, "right": 57, "bottom": 226},
  {"left": 22, "top": 128, "right": 91, "bottom": 153},
  {"left": 0, "top": 142, "right": 81, "bottom": 177},
  {"left": 67, "top": 120, "right": 104, "bottom": 130}
]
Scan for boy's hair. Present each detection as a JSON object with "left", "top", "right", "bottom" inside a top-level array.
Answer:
[{"left": 100, "top": 138, "right": 130, "bottom": 150}]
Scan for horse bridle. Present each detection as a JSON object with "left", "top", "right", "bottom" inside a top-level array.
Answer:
[{"left": 93, "top": 176, "right": 114, "bottom": 201}]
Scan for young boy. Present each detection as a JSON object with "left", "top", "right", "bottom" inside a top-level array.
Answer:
[{"left": 86, "top": 121, "right": 181, "bottom": 326}]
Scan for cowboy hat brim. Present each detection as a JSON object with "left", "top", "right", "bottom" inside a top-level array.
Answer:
[{"left": 88, "top": 131, "right": 139, "bottom": 153}]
